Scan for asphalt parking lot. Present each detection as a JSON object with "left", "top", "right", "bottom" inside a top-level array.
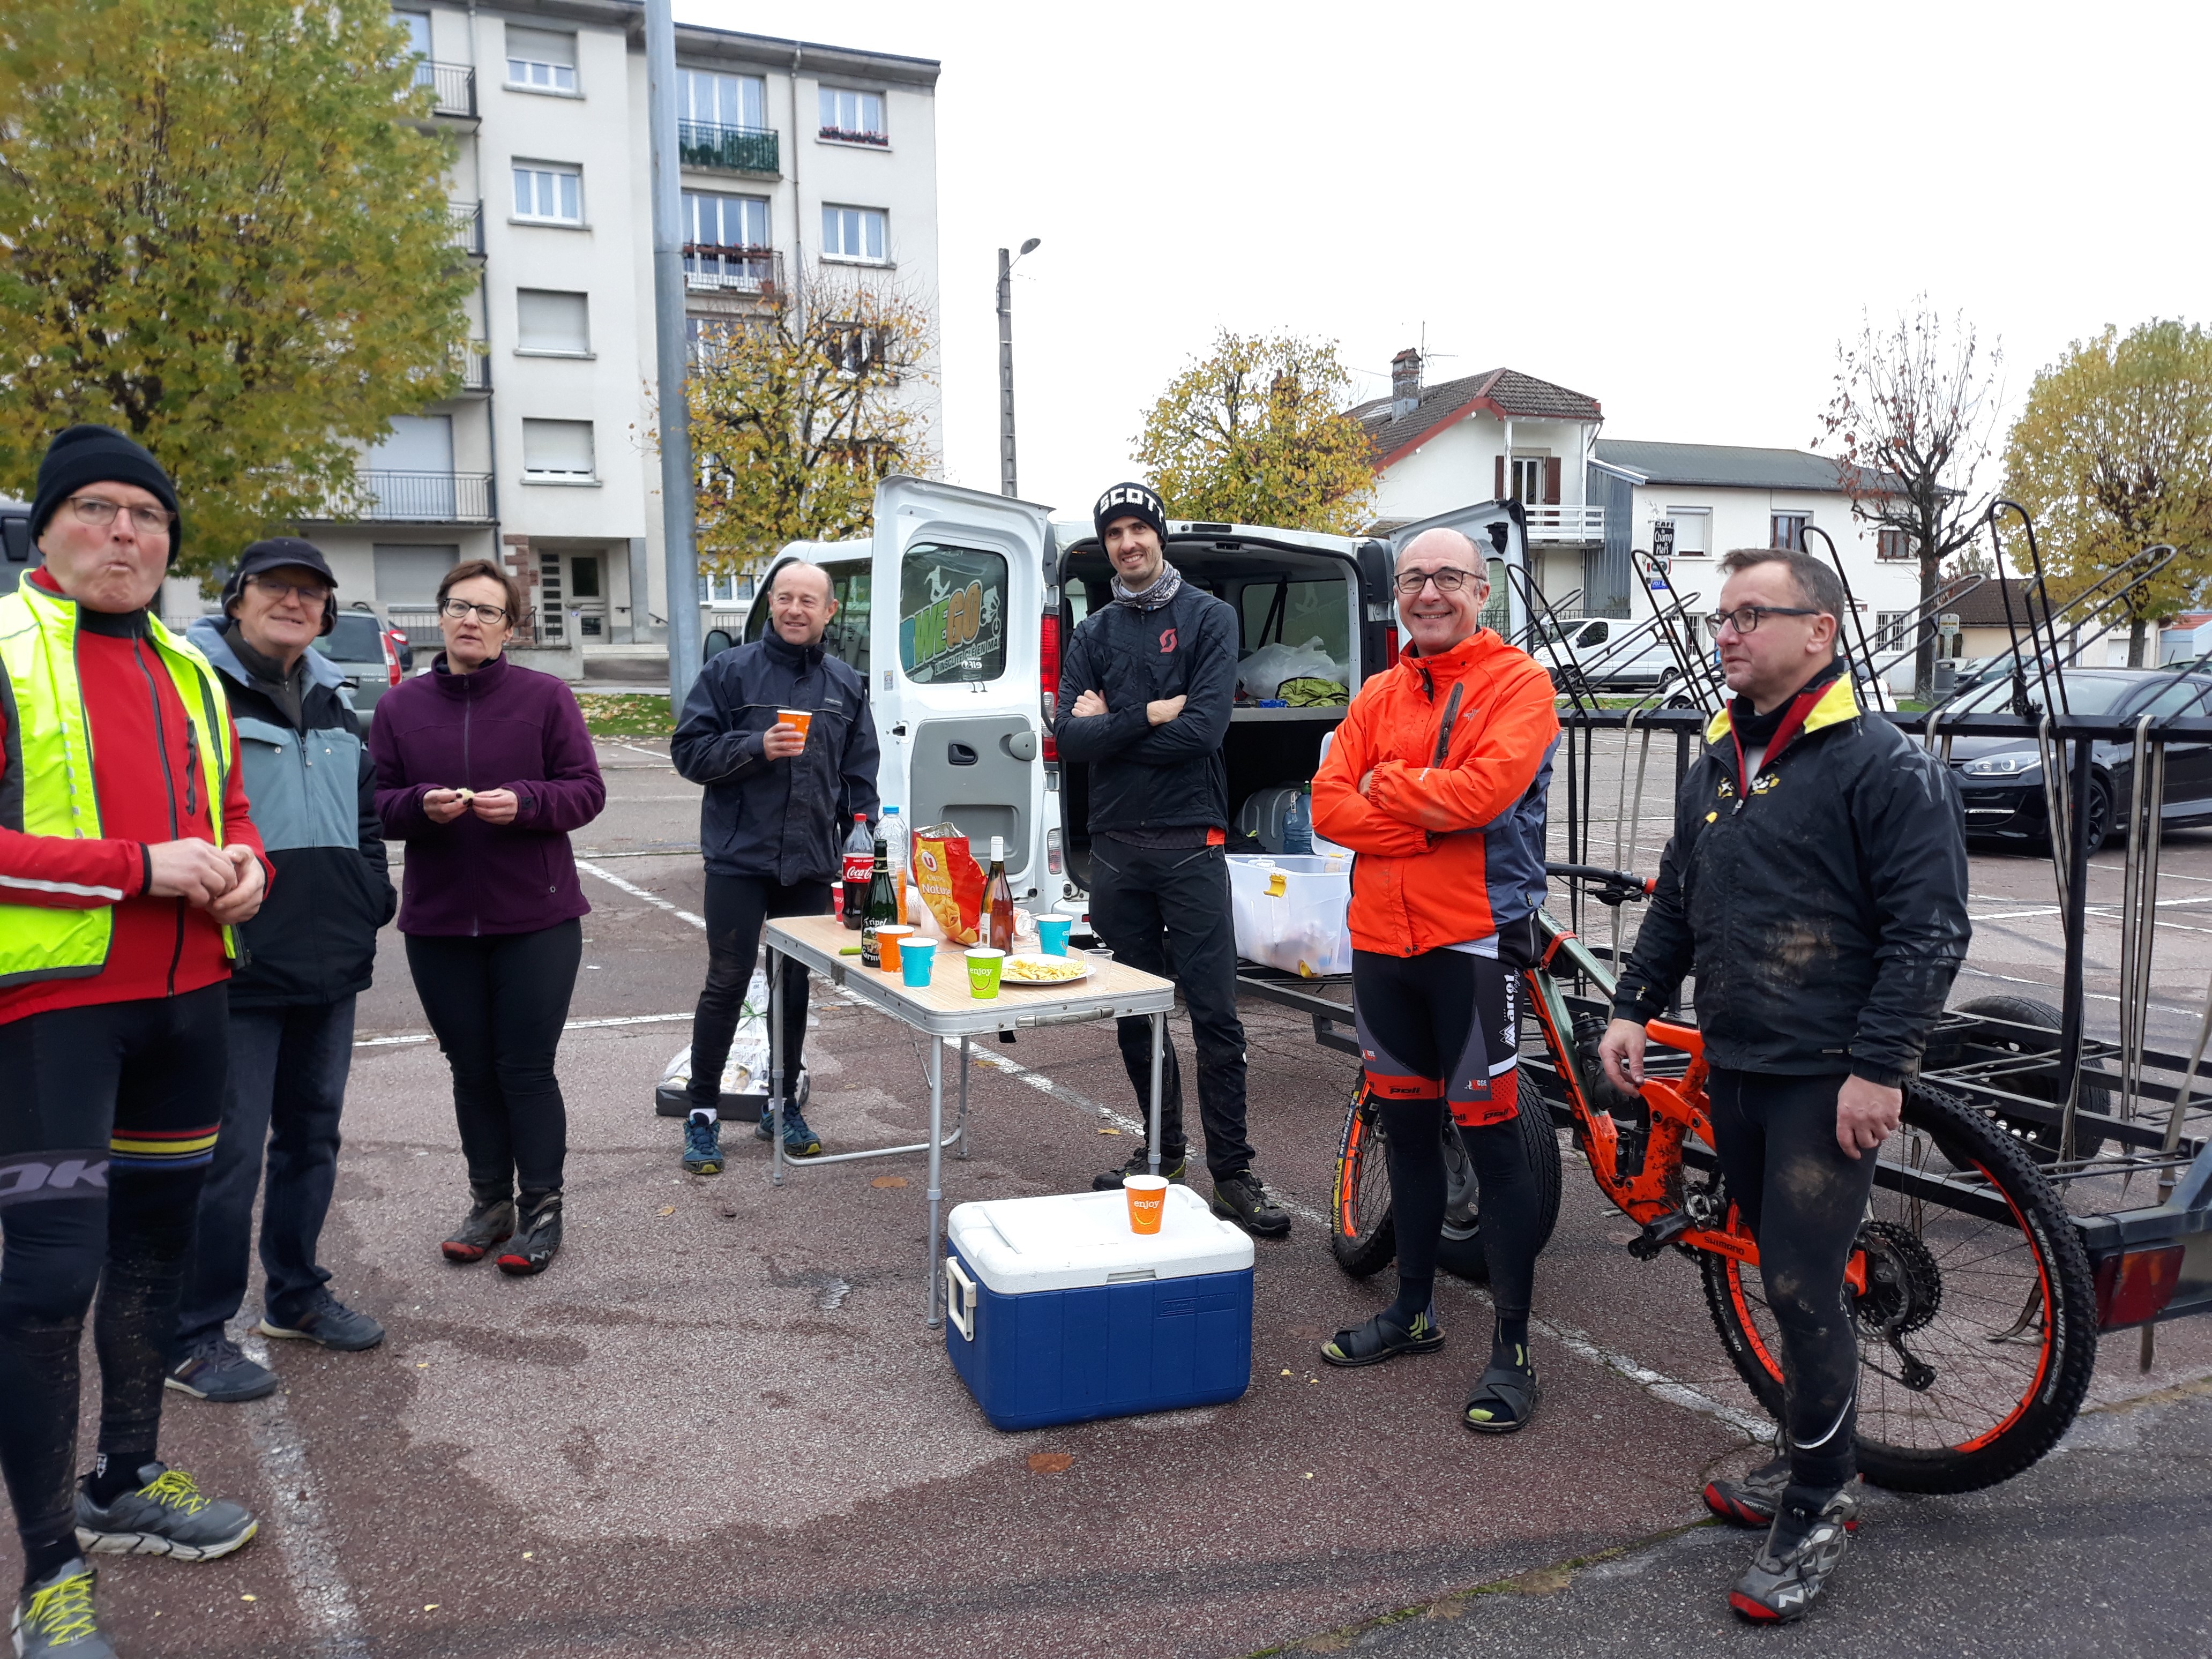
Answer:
[{"left": 17, "top": 730, "right": 2212, "bottom": 1657}]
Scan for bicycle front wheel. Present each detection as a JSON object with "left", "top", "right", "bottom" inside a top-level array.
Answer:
[
  {"left": 1329, "top": 1084, "right": 1396, "bottom": 1278},
  {"left": 1700, "top": 1080, "right": 2097, "bottom": 1495}
]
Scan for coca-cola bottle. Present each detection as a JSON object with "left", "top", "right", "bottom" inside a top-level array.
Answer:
[{"left": 840, "top": 812, "right": 873, "bottom": 929}]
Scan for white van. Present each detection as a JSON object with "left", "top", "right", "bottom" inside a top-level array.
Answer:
[{"left": 740, "top": 477, "right": 1533, "bottom": 913}]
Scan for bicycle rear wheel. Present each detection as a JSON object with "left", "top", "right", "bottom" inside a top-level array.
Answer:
[
  {"left": 1436, "top": 1101, "right": 1564, "bottom": 1282},
  {"left": 1329, "top": 1083, "right": 1396, "bottom": 1277},
  {"left": 1700, "top": 1081, "right": 2096, "bottom": 1494}
]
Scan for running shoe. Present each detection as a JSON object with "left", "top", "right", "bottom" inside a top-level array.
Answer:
[
  {"left": 752, "top": 1070, "right": 810, "bottom": 1139},
  {"left": 165, "top": 1335, "right": 278, "bottom": 1403},
  {"left": 495, "top": 1193, "right": 563, "bottom": 1276},
  {"left": 1092, "top": 1146, "right": 1187, "bottom": 1190},
  {"left": 1211, "top": 1169, "right": 1291, "bottom": 1238},
  {"left": 683, "top": 1113, "right": 724, "bottom": 1175},
  {"left": 764, "top": 1109, "right": 822, "bottom": 1159},
  {"left": 74, "top": 1463, "right": 257, "bottom": 1561},
  {"left": 1730, "top": 1487, "right": 1858, "bottom": 1623},
  {"left": 11, "top": 1559, "right": 114, "bottom": 1657},
  {"left": 258, "top": 1290, "right": 385, "bottom": 1352},
  {"left": 442, "top": 1195, "right": 516, "bottom": 1264}
]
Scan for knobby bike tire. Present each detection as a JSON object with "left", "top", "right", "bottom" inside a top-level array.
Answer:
[
  {"left": 1922, "top": 995, "right": 2112, "bottom": 1161},
  {"left": 1436, "top": 1098, "right": 1565, "bottom": 1282},
  {"left": 1699, "top": 1081, "right": 2096, "bottom": 1495}
]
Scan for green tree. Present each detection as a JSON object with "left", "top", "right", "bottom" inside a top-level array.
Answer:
[
  {"left": 2001, "top": 320, "right": 2212, "bottom": 665},
  {"left": 0, "top": 0, "right": 475, "bottom": 579},
  {"left": 686, "top": 264, "right": 936, "bottom": 583},
  {"left": 1134, "top": 330, "right": 1377, "bottom": 534}
]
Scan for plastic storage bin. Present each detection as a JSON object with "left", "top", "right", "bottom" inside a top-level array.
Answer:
[
  {"left": 944, "top": 1186, "right": 1254, "bottom": 1431},
  {"left": 1227, "top": 854, "right": 1352, "bottom": 977}
]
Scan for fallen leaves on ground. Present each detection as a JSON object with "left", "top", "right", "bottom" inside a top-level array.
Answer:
[
  {"left": 657, "top": 1206, "right": 675, "bottom": 1216},
  {"left": 871, "top": 1175, "right": 909, "bottom": 1188},
  {"left": 1026, "top": 1452, "right": 1074, "bottom": 1474},
  {"left": 1097, "top": 1126, "right": 1122, "bottom": 1135}
]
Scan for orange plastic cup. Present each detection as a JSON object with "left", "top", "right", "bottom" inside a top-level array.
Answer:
[
  {"left": 776, "top": 708, "right": 812, "bottom": 743},
  {"left": 1125, "top": 1174, "right": 1169, "bottom": 1235},
  {"left": 875, "top": 925, "right": 915, "bottom": 971}
]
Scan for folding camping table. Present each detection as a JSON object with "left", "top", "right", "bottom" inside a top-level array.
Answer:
[{"left": 762, "top": 914, "right": 1178, "bottom": 1325}]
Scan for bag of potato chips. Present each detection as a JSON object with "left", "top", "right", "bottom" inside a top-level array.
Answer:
[{"left": 912, "top": 824, "right": 984, "bottom": 945}]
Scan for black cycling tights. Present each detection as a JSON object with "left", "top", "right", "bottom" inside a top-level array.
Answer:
[
  {"left": 0, "top": 988, "right": 226, "bottom": 1585},
  {"left": 1706, "top": 1068, "right": 1882, "bottom": 1498},
  {"left": 1352, "top": 947, "right": 1540, "bottom": 1354}
]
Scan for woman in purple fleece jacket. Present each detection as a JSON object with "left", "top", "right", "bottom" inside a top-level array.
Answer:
[{"left": 369, "top": 561, "right": 606, "bottom": 1276}]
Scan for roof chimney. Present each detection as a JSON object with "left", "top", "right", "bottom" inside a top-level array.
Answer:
[{"left": 1389, "top": 348, "right": 1421, "bottom": 419}]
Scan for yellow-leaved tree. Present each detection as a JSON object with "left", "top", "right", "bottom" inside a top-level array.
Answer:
[
  {"left": 1133, "top": 331, "right": 1377, "bottom": 533},
  {"left": 685, "top": 264, "right": 936, "bottom": 587},
  {"left": 0, "top": 0, "right": 476, "bottom": 579},
  {"left": 2002, "top": 319, "right": 2212, "bottom": 665}
]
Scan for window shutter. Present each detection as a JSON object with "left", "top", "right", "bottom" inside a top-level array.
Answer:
[
  {"left": 1494, "top": 455, "right": 1505, "bottom": 498},
  {"left": 1544, "top": 458, "right": 1561, "bottom": 504}
]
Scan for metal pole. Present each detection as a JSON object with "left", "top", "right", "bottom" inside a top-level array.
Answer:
[
  {"left": 927, "top": 1035, "right": 945, "bottom": 1325},
  {"left": 768, "top": 940, "right": 784, "bottom": 1187},
  {"left": 646, "top": 0, "right": 702, "bottom": 708},
  {"left": 997, "top": 246, "right": 1017, "bottom": 497},
  {"left": 1147, "top": 1014, "right": 1165, "bottom": 1176}
]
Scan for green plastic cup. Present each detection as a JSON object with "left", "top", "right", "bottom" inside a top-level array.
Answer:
[{"left": 965, "top": 947, "right": 1005, "bottom": 999}]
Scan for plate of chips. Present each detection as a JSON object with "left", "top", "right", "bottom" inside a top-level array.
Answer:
[{"left": 1001, "top": 954, "right": 1093, "bottom": 986}]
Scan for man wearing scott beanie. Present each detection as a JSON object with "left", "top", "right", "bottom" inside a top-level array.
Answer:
[{"left": 1, "top": 426, "right": 266, "bottom": 1658}]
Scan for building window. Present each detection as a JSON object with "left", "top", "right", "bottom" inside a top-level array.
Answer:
[
  {"left": 1878, "top": 527, "right": 1913, "bottom": 561},
  {"left": 394, "top": 9, "right": 431, "bottom": 58},
  {"left": 686, "top": 316, "right": 744, "bottom": 365},
  {"left": 1874, "top": 610, "right": 1910, "bottom": 654},
  {"left": 700, "top": 569, "right": 753, "bottom": 606},
  {"left": 505, "top": 25, "right": 577, "bottom": 93},
  {"left": 512, "top": 162, "right": 581, "bottom": 224},
  {"left": 682, "top": 191, "right": 772, "bottom": 289},
  {"left": 821, "top": 205, "right": 888, "bottom": 263},
  {"left": 521, "top": 419, "right": 595, "bottom": 482},
  {"left": 1771, "top": 512, "right": 1809, "bottom": 551},
  {"left": 819, "top": 87, "right": 886, "bottom": 143},
  {"left": 1664, "top": 507, "right": 1710, "bottom": 556},
  {"left": 683, "top": 69, "right": 765, "bottom": 128},
  {"left": 515, "top": 289, "right": 589, "bottom": 355},
  {"left": 372, "top": 544, "right": 459, "bottom": 605}
]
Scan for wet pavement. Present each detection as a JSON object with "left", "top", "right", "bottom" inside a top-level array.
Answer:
[{"left": 14, "top": 732, "right": 2212, "bottom": 1656}]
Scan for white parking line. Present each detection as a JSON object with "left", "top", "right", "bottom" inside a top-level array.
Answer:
[
  {"left": 234, "top": 1332, "right": 369, "bottom": 1656},
  {"left": 355, "top": 1011, "right": 697, "bottom": 1050},
  {"left": 574, "top": 858, "right": 706, "bottom": 928}
]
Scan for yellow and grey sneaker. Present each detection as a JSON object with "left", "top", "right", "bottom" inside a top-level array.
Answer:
[
  {"left": 74, "top": 1463, "right": 258, "bottom": 1561},
  {"left": 1730, "top": 1486, "right": 1858, "bottom": 1623},
  {"left": 11, "top": 1559, "right": 114, "bottom": 1657}
]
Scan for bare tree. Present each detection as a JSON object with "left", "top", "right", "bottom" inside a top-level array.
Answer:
[{"left": 1819, "top": 301, "right": 2004, "bottom": 696}]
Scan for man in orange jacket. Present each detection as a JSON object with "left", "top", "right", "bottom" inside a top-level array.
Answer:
[{"left": 1311, "top": 526, "right": 1559, "bottom": 1433}]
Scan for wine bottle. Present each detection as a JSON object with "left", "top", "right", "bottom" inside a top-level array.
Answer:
[
  {"left": 985, "top": 834, "right": 1015, "bottom": 953},
  {"left": 862, "top": 828, "right": 898, "bottom": 968},
  {"left": 840, "top": 812, "right": 873, "bottom": 930}
]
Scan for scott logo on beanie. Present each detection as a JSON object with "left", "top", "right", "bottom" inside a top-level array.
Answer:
[{"left": 1093, "top": 481, "right": 1167, "bottom": 542}]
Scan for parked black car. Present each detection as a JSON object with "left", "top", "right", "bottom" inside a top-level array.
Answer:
[{"left": 1944, "top": 668, "right": 2212, "bottom": 853}]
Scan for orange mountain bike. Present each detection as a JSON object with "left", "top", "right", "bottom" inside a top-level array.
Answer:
[{"left": 1328, "top": 863, "right": 2097, "bottom": 1493}]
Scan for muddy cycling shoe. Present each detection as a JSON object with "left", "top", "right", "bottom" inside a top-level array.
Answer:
[
  {"left": 1731, "top": 1486, "right": 1857, "bottom": 1622},
  {"left": 496, "top": 1193, "right": 564, "bottom": 1276},
  {"left": 1462, "top": 1343, "right": 1541, "bottom": 1434},
  {"left": 1321, "top": 1305, "right": 1444, "bottom": 1368},
  {"left": 75, "top": 1463, "right": 258, "bottom": 1561},
  {"left": 1092, "top": 1147, "right": 1187, "bottom": 1190},
  {"left": 683, "top": 1112, "right": 724, "bottom": 1175},
  {"left": 1705, "top": 1453, "right": 1792, "bottom": 1528},
  {"left": 1211, "top": 1170, "right": 1291, "bottom": 1238},
  {"left": 442, "top": 1195, "right": 516, "bottom": 1264},
  {"left": 12, "top": 1559, "right": 114, "bottom": 1658}
]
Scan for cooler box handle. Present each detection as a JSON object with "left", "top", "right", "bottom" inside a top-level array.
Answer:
[{"left": 945, "top": 1254, "right": 978, "bottom": 1341}]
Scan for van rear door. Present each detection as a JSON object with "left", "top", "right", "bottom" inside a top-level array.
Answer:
[
  {"left": 1387, "top": 499, "right": 1530, "bottom": 641},
  {"left": 870, "top": 478, "right": 1053, "bottom": 901}
]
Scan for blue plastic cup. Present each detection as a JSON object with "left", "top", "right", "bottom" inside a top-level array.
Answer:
[
  {"left": 1036, "top": 917, "right": 1073, "bottom": 956},
  {"left": 899, "top": 938, "right": 936, "bottom": 988}
]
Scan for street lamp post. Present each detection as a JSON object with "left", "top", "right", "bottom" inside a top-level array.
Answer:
[
  {"left": 645, "top": 0, "right": 701, "bottom": 707},
  {"left": 997, "top": 237, "right": 1040, "bottom": 498}
]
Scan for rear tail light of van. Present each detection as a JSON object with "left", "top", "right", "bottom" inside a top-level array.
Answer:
[
  {"left": 1046, "top": 828, "right": 1063, "bottom": 875},
  {"left": 381, "top": 632, "right": 401, "bottom": 687},
  {"left": 1382, "top": 624, "right": 1400, "bottom": 668},
  {"left": 1040, "top": 611, "right": 1061, "bottom": 761}
]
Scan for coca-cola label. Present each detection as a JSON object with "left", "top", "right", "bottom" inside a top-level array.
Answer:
[{"left": 843, "top": 853, "right": 874, "bottom": 887}]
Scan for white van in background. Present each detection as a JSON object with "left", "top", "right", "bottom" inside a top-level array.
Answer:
[{"left": 738, "top": 476, "right": 1534, "bottom": 915}]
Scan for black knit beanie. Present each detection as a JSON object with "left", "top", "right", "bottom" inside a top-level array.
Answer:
[
  {"left": 1093, "top": 481, "right": 1168, "bottom": 546},
  {"left": 30, "top": 424, "right": 184, "bottom": 563}
]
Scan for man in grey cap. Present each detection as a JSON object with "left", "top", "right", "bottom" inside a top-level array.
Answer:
[{"left": 170, "top": 539, "right": 396, "bottom": 1403}]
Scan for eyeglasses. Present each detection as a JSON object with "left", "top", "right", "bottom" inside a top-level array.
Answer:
[
  {"left": 68, "top": 496, "right": 176, "bottom": 539},
  {"left": 1393, "top": 566, "right": 1484, "bottom": 597},
  {"left": 249, "top": 573, "right": 331, "bottom": 604},
  {"left": 440, "top": 598, "right": 511, "bottom": 625},
  {"left": 1703, "top": 605, "right": 1820, "bottom": 635}
]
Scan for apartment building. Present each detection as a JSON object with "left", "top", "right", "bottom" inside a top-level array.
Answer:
[{"left": 297, "top": 3, "right": 941, "bottom": 669}]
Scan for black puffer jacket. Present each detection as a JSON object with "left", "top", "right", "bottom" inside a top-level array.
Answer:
[
  {"left": 1611, "top": 672, "right": 1970, "bottom": 1085},
  {"left": 1053, "top": 582, "right": 1237, "bottom": 832},
  {"left": 672, "top": 630, "right": 881, "bottom": 884}
]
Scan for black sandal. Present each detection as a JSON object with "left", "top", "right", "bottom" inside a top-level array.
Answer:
[
  {"left": 1320, "top": 1306, "right": 1444, "bottom": 1369},
  {"left": 1462, "top": 1351, "right": 1541, "bottom": 1433}
]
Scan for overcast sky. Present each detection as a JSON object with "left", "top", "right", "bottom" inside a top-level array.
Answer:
[{"left": 681, "top": 0, "right": 2210, "bottom": 521}]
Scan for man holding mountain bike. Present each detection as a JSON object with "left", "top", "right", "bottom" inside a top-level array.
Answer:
[{"left": 1600, "top": 546, "right": 1969, "bottom": 1624}]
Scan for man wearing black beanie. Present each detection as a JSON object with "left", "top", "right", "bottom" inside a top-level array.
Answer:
[{"left": 1, "top": 425, "right": 265, "bottom": 1655}]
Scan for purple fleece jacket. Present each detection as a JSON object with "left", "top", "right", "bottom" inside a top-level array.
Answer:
[{"left": 369, "top": 653, "right": 606, "bottom": 936}]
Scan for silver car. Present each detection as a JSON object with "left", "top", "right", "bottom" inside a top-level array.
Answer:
[{"left": 312, "top": 602, "right": 408, "bottom": 720}]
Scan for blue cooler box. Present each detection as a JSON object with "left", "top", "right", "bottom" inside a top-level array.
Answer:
[{"left": 944, "top": 1186, "right": 1254, "bottom": 1431}]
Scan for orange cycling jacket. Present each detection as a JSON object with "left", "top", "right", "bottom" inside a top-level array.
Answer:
[{"left": 1312, "top": 629, "right": 1559, "bottom": 958}]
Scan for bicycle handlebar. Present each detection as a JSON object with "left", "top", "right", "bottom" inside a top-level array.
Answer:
[{"left": 1543, "top": 862, "right": 1655, "bottom": 903}]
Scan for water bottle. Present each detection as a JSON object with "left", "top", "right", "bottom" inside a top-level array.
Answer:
[
  {"left": 1282, "top": 783, "right": 1314, "bottom": 855},
  {"left": 881, "top": 806, "right": 911, "bottom": 925}
]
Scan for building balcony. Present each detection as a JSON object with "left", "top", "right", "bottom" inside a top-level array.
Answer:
[
  {"left": 414, "top": 59, "right": 476, "bottom": 119},
  {"left": 818, "top": 126, "right": 888, "bottom": 147},
  {"left": 683, "top": 245, "right": 783, "bottom": 296},
  {"left": 454, "top": 342, "right": 489, "bottom": 394},
  {"left": 311, "top": 470, "right": 496, "bottom": 524},
  {"left": 1522, "top": 504, "right": 1605, "bottom": 543},
  {"left": 449, "top": 200, "right": 484, "bottom": 258},
  {"left": 678, "top": 121, "right": 778, "bottom": 175}
]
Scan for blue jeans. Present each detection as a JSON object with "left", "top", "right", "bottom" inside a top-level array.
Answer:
[{"left": 175, "top": 997, "right": 356, "bottom": 1349}]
